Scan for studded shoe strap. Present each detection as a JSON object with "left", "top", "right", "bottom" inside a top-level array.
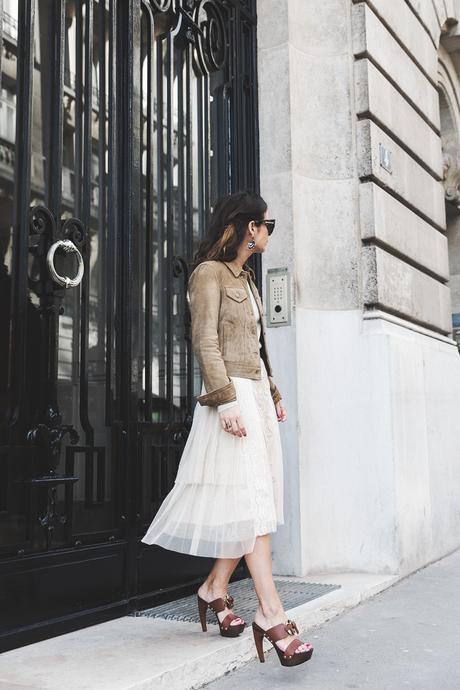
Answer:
[
  {"left": 283, "top": 637, "right": 305, "bottom": 658},
  {"left": 264, "top": 619, "right": 299, "bottom": 643},
  {"left": 208, "top": 593, "right": 234, "bottom": 614},
  {"left": 220, "top": 611, "right": 242, "bottom": 630}
]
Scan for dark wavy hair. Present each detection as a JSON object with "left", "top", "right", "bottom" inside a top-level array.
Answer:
[{"left": 192, "top": 190, "right": 267, "bottom": 272}]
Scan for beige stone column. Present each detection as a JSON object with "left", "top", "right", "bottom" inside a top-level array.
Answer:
[{"left": 257, "top": 0, "right": 364, "bottom": 575}]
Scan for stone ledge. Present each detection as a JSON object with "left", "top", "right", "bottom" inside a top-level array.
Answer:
[{"left": 363, "top": 307, "right": 457, "bottom": 345}]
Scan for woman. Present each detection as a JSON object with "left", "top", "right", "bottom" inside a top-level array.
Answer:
[{"left": 141, "top": 191, "right": 313, "bottom": 667}]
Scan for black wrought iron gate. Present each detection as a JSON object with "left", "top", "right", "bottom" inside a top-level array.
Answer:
[{"left": 0, "top": 0, "right": 260, "bottom": 651}]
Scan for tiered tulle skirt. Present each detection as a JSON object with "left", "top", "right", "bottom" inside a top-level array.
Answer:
[{"left": 140, "top": 357, "right": 284, "bottom": 558}]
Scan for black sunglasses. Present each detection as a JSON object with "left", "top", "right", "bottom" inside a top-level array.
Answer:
[{"left": 254, "top": 218, "right": 276, "bottom": 235}]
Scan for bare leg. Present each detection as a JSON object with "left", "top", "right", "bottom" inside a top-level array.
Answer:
[
  {"left": 197, "top": 557, "right": 244, "bottom": 626},
  {"left": 244, "top": 534, "right": 312, "bottom": 653}
]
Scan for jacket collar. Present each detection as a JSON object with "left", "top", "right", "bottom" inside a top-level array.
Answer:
[{"left": 222, "top": 259, "right": 254, "bottom": 279}]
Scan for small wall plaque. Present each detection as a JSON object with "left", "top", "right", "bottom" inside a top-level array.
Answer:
[{"left": 379, "top": 143, "right": 392, "bottom": 173}]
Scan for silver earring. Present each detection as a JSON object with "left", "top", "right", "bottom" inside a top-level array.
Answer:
[{"left": 247, "top": 240, "right": 255, "bottom": 249}]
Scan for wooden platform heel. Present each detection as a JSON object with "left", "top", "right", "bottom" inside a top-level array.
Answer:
[
  {"left": 197, "top": 593, "right": 246, "bottom": 637},
  {"left": 252, "top": 619, "right": 314, "bottom": 667}
]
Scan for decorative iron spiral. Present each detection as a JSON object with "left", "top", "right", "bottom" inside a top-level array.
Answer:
[
  {"left": 62, "top": 216, "right": 85, "bottom": 249},
  {"left": 194, "top": 0, "right": 227, "bottom": 74},
  {"left": 150, "top": 0, "right": 172, "bottom": 11},
  {"left": 30, "top": 205, "right": 57, "bottom": 240}
]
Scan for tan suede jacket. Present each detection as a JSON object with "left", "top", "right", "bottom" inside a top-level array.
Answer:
[{"left": 187, "top": 257, "right": 282, "bottom": 407}]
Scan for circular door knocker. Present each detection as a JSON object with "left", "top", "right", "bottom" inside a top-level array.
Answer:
[{"left": 46, "top": 239, "right": 84, "bottom": 289}]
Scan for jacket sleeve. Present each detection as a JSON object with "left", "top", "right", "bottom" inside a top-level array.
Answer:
[{"left": 188, "top": 262, "right": 238, "bottom": 407}]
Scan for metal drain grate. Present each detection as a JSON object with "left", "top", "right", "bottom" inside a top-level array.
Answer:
[{"left": 132, "top": 578, "right": 340, "bottom": 625}]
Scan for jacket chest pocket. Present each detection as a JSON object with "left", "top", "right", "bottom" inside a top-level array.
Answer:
[
  {"left": 223, "top": 287, "right": 249, "bottom": 321},
  {"left": 224, "top": 286, "right": 248, "bottom": 303}
]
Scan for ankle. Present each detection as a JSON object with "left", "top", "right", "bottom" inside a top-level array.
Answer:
[
  {"left": 198, "top": 580, "right": 228, "bottom": 600},
  {"left": 256, "top": 601, "right": 285, "bottom": 625}
]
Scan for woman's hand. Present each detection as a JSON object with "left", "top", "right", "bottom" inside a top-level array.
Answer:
[
  {"left": 219, "top": 404, "right": 247, "bottom": 437},
  {"left": 275, "top": 400, "right": 287, "bottom": 422}
]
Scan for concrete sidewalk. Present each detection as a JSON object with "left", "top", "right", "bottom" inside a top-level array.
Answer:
[
  {"left": 206, "top": 547, "right": 460, "bottom": 689},
  {"left": 0, "top": 569, "right": 400, "bottom": 690},
  {"left": 0, "top": 548, "right": 457, "bottom": 690}
]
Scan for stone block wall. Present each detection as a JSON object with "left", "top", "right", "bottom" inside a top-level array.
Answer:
[
  {"left": 257, "top": 0, "right": 460, "bottom": 578},
  {"left": 352, "top": 0, "right": 452, "bottom": 334}
]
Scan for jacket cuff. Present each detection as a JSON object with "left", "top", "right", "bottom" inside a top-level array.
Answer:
[
  {"left": 268, "top": 377, "right": 282, "bottom": 405},
  {"left": 196, "top": 381, "right": 237, "bottom": 407},
  {"left": 271, "top": 387, "right": 282, "bottom": 405}
]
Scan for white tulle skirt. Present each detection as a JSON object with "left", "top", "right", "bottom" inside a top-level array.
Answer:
[{"left": 140, "top": 357, "right": 284, "bottom": 558}]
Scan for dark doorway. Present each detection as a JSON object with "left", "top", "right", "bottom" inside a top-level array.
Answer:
[{"left": 0, "top": 0, "right": 260, "bottom": 651}]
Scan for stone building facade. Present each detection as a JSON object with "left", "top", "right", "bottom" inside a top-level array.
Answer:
[
  {"left": 2, "top": 0, "right": 460, "bottom": 650},
  {"left": 259, "top": 0, "right": 460, "bottom": 577}
]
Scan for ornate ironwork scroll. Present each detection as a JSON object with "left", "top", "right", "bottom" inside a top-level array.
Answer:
[{"left": 194, "top": 0, "right": 227, "bottom": 74}]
